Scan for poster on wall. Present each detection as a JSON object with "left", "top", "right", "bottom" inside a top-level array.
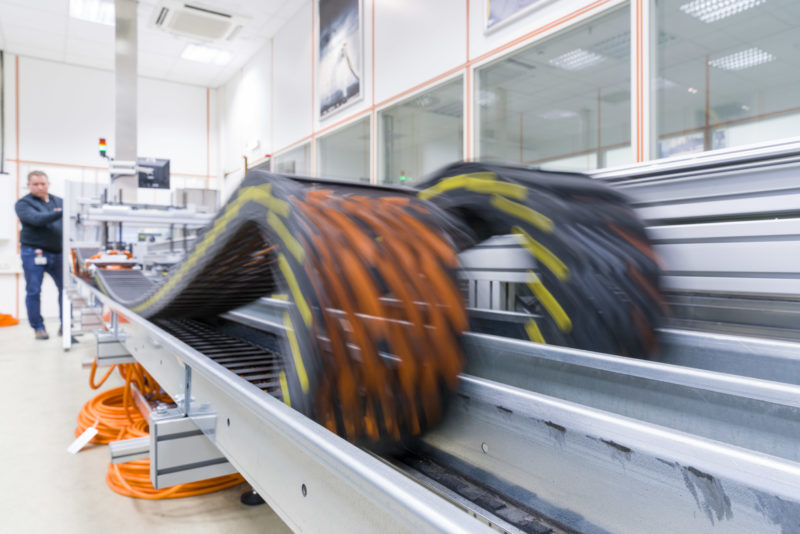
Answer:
[
  {"left": 318, "top": 0, "right": 363, "bottom": 119},
  {"left": 485, "top": 0, "right": 553, "bottom": 32}
]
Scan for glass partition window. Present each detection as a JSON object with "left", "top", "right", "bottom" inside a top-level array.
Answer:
[
  {"left": 378, "top": 77, "right": 463, "bottom": 185},
  {"left": 316, "top": 117, "right": 370, "bottom": 182},
  {"left": 656, "top": 0, "right": 800, "bottom": 158},
  {"left": 477, "top": 5, "right": 631, "bottom": 172},
  {"left": 273, "top": 143, "right": 311, "bottom": 175}
]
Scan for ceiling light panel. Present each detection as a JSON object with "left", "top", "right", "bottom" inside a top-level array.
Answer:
[
  {"left": 548, "top": 49, "right": 606, "bottom": 71},
  {"left": 680, "top": 0, "right": 767, "bottom": 23},
  {"left": 181, "top": 44, "right": 232, "bottom": 65},
  {"left": 540, "top": 109, "right": 577, "bottom": 120},
  {"left": 592, "top": 31, "right": 676, "bottom": 60},
  {"left": 655, "top": 77, "right": 678, "bottom": 90},
  {"left": 709, "top": 47, "right": 774, "bottom": 70},
  {"left": 70, "top": 0, "right": 115, "bottom": 26}
]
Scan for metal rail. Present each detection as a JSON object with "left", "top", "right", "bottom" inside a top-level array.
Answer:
[
  {"left": 61, "top": 143, "right": 800, "bottom": 532},
  {"left": 422, "top": 377, "right": 800, "bottom": 534},
  {"left": 72, "top": 277, "right": 800, "bottom": 532},
  {"left": 223, "top": 296, "right": 800, "bottom": 532},
  {"left": 70, "top": 277, "right": 493, "bottom": 533}
]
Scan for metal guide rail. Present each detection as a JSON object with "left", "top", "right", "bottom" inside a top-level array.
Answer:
[
  {"left": 72, "top": 278, "right": 494, "bottom": 533},
  {"left": 63, "top": 150, "right": 800, "bottom": 532},
  {"left": 75, "top": 164, "right": 665, "bottom": 453},
  {"left": 226, "top": 296, "right": 800, "bottom": 533},
  {"left": 592, "top": 138, "right": 800, "bottom": 341},
  {"left": 74, "top": 281, "right": 798, "bottom": 533}
]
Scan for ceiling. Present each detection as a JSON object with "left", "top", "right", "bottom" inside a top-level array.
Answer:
[{"left": 0, "top": 0, "right": 308, "bottom": 88}]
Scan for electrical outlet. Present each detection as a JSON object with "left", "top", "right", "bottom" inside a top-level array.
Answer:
[{"left": 0, "top": 256, "right": 22, "bottom": 274}]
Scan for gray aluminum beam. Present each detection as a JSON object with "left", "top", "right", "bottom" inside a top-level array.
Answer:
[
  {"left": 422, "top": 376, "right": 800, "bottom": 534},
  {"left": 71, "top": 278, "right": 491, "bottom": 533},
  {"left": 113, "top": 0, "right": 138, "bottom": 202}
]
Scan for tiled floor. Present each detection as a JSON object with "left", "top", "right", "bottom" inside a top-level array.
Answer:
[{"left": 0, "top": 319, "right": 291, "bottom": 533}]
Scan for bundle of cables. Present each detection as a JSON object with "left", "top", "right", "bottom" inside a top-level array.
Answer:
[
  {"left": 87, "top": 163, "right": 664, "bottom": 450},
  {"left": 418, "top": 162, "right": 666, "bottom": 357},
  {"left": 76, "top": 359, "right": 244, "bottom": 499}
]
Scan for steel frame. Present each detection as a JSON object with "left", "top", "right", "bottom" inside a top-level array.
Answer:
[{"left": 70, "top": 277, "right": 492, "bottom": 533}]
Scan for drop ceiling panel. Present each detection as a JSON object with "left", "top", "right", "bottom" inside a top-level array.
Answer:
[
  {"left": 0, "top": 0, "right": 310, "bottom": 88},
  {"left": 4, "top": 5, "right": 66, "bottom": 33},
  {"left": 1, "top": 0, "right": 64, "bottom": 13},
  {"left": 66, "top": 19, "right": 115, "bottom": 43},
  {"left": 67, "top": 37, "right": 115, "bottom": 58}
]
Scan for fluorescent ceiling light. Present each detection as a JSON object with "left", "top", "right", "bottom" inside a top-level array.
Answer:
[
  {"left": 181, "top": 44, "right": 232, "bottom": 65},
  {"left": 655, "top": 77, "right": 677, "bottom": 90},
  {"left": 548, "top": 49, "right": 606, "bottom": 71},
  {"left": 680, "top": 0, "right": 766, "bottom": 23},
  {"left": 70, "top": 0, "right": 114, "bottom": 25},
  {"left": 709, "top": 47, "right": 774, "bottom": 70},
  {"left": 592, "top": 32, "right": 676, "bottom": 60},
  {"left": 540, "top": 110, "right": 577, "bottom": 120}
]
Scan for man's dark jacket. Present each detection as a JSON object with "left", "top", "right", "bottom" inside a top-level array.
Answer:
[{"left": 15, "top": 193, "right": 63, "bottom": 253}]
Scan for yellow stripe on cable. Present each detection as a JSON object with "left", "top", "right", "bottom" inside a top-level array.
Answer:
[
  {"left": 268, "top": 211, "right": 305, "bottom": 263},
  {"left": 512, "top": 225, "right": 570, "bottom": 281},
  {"left": 524, "top": 318, "right": 546, "bottom": 344},
  {"left": 490, "top": 195, "right": 553, "bottom": 233},
  {"left": 418, "top": 172, "right": 529, "bottom": 200},
  {"left": 277, "top": 253, "right": 312, "bottom": 327},
  {"left": 133, "top": 184, "right": 272, "bottom": 313},
  {"left": 268, "top": 196, "right": 291, "bottom": 218},
  {"left": 526, "top": 270, "right": 572, "bottom": 333},
  {"left": 282, "top": 312, "right": 310, "bottom": 394},
  {"left": 279, "top": 370, "right": 292, "bottom": 406}
]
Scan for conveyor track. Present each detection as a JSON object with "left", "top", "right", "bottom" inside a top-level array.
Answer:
[
  {"left": 89, "top": 165, "right": 663, "bottom": 448},
  {"left": 156, "top": 319, "right": 283, "bottom": 396},
  {"left": 394, "top": 454, "right": 576, "bottom": 534}
]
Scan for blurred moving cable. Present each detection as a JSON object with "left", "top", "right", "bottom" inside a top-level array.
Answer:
[
  {"left": 88, "top": 163, "right": 663, "bottom": 448},
  {"left": 419, "top": 162, "right": 665, "bottom": 358}
]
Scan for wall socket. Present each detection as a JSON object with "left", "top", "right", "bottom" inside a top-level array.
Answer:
[{"left": 0, "top": 256, "right": 22, "bottom": 274}]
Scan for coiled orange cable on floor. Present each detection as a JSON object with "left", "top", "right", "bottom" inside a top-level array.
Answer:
[
  {"left": 106, "top": 460, "right": 244, "bottom": 500},
  {"left": 77, "top": 360, "right": 245, "bottom": 499}
]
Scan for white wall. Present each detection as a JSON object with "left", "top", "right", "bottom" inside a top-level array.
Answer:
[
  {"left": 218, "top": 0, "right": 634, "bottom": 180},
  {"left": 1, "top": 54, "right": 220, "bottom": 322},
  {"left": 218, "top": 42, "right": 272, "bottom": 185},
  {"left": 723, "top": 113, "right": 800, "bottom": 149},
  {"left": 468, "top": 0, "right": 610, "bottom": 60},
  {"left": 273, "top": 3, "right": 314, "bottom": 152},
  {"left": 374, "top": 0, "right": 464, "bottom": 105}
]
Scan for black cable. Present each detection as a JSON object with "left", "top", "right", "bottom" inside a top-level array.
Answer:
[{"left": 90, "top": 164, "right": 665, "bottom": 447}]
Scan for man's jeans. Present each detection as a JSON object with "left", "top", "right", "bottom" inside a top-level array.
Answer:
[{"left": 21, "top": 247, "right": 63, "bottom": 331}]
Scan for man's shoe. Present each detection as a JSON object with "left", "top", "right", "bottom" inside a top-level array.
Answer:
[{"left": 35, "top": 329, "right": 49, "bottom": 340}]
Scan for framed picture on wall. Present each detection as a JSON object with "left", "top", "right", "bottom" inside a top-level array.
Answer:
[
  {"left": 485, "top": 0, "right": 554, "bottom": 33},
  {"left": 318, "top": 0, "right": 363, "bottom": 119}
]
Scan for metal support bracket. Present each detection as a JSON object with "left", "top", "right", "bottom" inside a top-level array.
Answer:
[
  {"left": 95, "top": 330, "right": 136, "bottom": 365},
  {"left": 149, "top": 408, "right": 237, "bottom": 489},
  {"left": 109, "top": 437, "right": 149, "bottom": 464}
]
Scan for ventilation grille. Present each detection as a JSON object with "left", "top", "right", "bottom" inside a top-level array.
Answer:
[{"left": 152, "top": 2, "right": 245, "bottom": 41}]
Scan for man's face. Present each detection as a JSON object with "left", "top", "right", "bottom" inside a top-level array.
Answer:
[{"left": 28, "top": 175, "right": 49, "bottom": 200}]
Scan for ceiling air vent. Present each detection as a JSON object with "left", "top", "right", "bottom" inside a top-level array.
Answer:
[{"left": 152, "top": 1, "right": 246, "bottom": 41}]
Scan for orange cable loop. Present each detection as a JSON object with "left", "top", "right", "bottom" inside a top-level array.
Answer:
[{"left": 76, "top": 363, "right": 244, "bottom": 499}]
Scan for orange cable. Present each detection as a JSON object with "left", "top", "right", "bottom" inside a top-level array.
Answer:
[{"left": 76, "top": 363, "right": 245, "bottom": 499}]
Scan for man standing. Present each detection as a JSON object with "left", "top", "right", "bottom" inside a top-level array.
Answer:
[{"left": 15, "top": 171, "right": 63, "bottom": 340}]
